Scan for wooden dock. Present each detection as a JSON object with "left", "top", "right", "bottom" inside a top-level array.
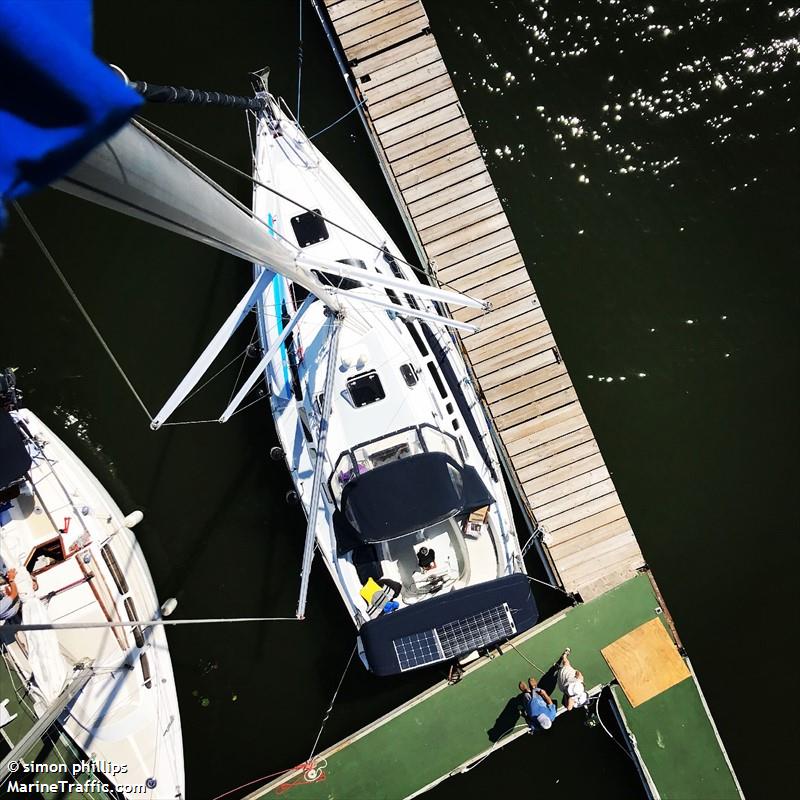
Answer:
[{"left": 318, "top": 0, "right": 644, "bottom": 600}]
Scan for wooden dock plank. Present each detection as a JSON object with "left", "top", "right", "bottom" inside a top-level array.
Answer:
[
  {"left": 504, "top": 405, "right": 587, "bottom": 457},
  {"left": 461, "top": 309, "right": 546, "bottom": 352},
  {"left": 370, "top": 73, "right": 453, "bottom": 121},
  {"left": 494, "top": 387, "right": 578, "bottom": 429},
  {"left": 426, "top": 210, "right": 508, "bottom": 258},
  {"left": 545, "top": 503, "right": 628, "bottom": 546},
  {"left": 327, "top": 0, "right": 639, "bottom": 600},
  {"left": 485, "top": 365, "right": 570, "bottom": 407},
  {"left": 530, "top": 466, "right": 611, "bottom": 511},
  {"left": 432, "top": 225, "right": 515, "bottom": 270},
  {"left": 476, "top": 352, "right": 562, "bottom": 394},
  {"left": 549, "top": 516, "right": 632, "bottom": 558},
  {"left": 554, "top": 527, "right": 638, "bottom": 572},
  {"left": 457, "top": 278, "right": 533, "bottom": 322},
  {"left": 351, "top": 33, "right": 434, "bottom": 79},
  {"left": 401, "top": 154, "right": 485, "bottom": 203},
  {"left": 384, "top": 118, "right": 470, "bottom": 163},
  {"left": 537, "top": 477, "right": 618, "bottom": 524},
  {"left": 470, "top": 329, "right": 554, "bottom": 370},
  {"left": 340, "top": 6, "right": 428, "bottom": 55},
  {"left": 398, "top": 143, "right": 484, "bottom": 195},
  {"left": 435, "top": 238, "right": 519, "bottom": 281},
  {"left": 509, "top": 422, "right": 594, "bottom": 471},
  {"left": 379, "top": 102, "right": 464, "bottom": 149},
  {"left": 374, "top": 86, "right": 461, "bottom": 135},
  {"left": 392, "top": 129, "right": 478, "bottom": 178},
  {"left": 444, "top": 253, "right": 525, "bottom": 293},
  {"left": 520, "top": 444, "right": 604, "bottom": 492},
  {"left": 358, "top": 45, "right": 442, "bottom": 94},
  {"left": 542, "top": 491, "right": 622, "bottom": 532},
  {"left": 334, "top": 0, "right": 418, "bottom": 34},
  {"left": 327, "top": 0, "right": 385, "bottom": 24}
]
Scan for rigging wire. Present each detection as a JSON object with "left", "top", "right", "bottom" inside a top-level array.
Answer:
[
  {"left": 5, "top": 615, "right": 302, "bottom": 632},
  {"left": 307, "top": 642, "right": 358, "bottom": 761},
  {"left": 14, "top": 202, "right": 271, "bottom": 428},
  {"left": 13, "top": 202, "right": 155, "bottom": 424},
  {"left": 526, "top": 573, "right": 574, "bottom": 598},
  {"left": 132, "top": 115, "right": 464, "bottom": 292},
  {"left": 309, "top": 98, "right": 366, "bottom": 140}
]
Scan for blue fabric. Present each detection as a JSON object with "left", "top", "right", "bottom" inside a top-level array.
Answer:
[
  {"left": 526, "top": 692, "right": 557, "bottom": 731},
  {"left": 0, "top": 0, "right": 142, "bottom": 224}
]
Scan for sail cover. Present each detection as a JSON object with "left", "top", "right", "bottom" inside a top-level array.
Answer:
[
  {"left": 340, "top": 452, "right": 494, "bottom": 543},
  {"left": 0, "top": 0, "right": 142, "bottom": 224}
]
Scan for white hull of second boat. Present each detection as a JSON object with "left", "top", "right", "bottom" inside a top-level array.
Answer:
[{"left": 0, "top": 409, "right": 184, "bottom": 798}]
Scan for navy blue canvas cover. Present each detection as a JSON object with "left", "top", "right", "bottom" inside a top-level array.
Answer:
[
  {"left": 340, "top": 452, "right": 494, "bottom": 544},
  {"left": 359, "top": 573, "right": 538, "bottom": 676}
]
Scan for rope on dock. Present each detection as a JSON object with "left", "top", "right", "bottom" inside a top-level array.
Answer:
[
  {"left": 503, "top": 638, "right": 548, "bottom": 675},
  {"left": 307, "top": 642, "right": 358, "bottom": 761}
]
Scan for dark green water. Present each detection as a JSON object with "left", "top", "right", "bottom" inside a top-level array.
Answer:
[{"left": 2, "top": 1, "right": 797, "bottom": 798}]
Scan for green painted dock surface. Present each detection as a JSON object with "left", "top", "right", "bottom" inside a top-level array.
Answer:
[
  {"left": 0, "top": 652, "right": 115, "bottom": 800},
  {"left": 248, "top": 573, "right": 740, "bottom": 800}
]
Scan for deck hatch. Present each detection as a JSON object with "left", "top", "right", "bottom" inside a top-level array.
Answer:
[{"left": 290, "top": 208, "right": 329, "bottom": 247}]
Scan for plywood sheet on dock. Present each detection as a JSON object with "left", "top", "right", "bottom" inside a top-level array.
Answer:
[
  {"left": 602, "top": 617, "right": 691, "bottom": 707},
  {"left": 321, "top": 0, "right": 644, "bottom": 601}
]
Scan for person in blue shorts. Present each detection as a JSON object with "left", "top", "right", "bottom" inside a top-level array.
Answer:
[{"left": 518, "top": 677, "right": 557, "bottom": 732}]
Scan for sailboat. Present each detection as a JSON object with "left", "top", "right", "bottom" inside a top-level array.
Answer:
[
  {"left": 245, "top": 92, "right": 539, "bottom": 675},
  {"left": 0, "top": 369, "right": 184, "bottom": 797}
]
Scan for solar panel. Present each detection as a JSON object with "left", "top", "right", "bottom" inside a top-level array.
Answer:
[
  {"left": 393, "top": 603, "right": 516, "bottom": 672},
  {"left": 393, "top": 629, "right": 444, "bottom": 672},
  {"left": 438, "top": 604, "right": 516, "bottom": 659}
]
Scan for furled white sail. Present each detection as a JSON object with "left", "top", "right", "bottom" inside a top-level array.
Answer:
[{"left": 53, "top": 120, "right": 341, "bottom": 308}]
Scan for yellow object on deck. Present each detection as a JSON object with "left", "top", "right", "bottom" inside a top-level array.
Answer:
[
  {"left": 359, "top": 577, "right": 382, "bottom": 605},
  {"left": 601, "top": 617, "right": 691, "bottom": 707}
]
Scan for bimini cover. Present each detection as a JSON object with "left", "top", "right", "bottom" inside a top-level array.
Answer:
[
  {"left": 340, "top": 452, "right": 493, "bottom": 544},
  {"left": 359, "top": 573, "right": 538, "bottom": 676},
  {"left": 0, "top": 410, "right": 30, "bottom": 489}
]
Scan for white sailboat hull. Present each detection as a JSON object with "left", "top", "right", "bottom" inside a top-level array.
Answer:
[
  {"left": 250, "top": 98, "right": 535, "bottom": 675},
  {"left": 0, "top": 410, "right": 184, "bottom": 798}
]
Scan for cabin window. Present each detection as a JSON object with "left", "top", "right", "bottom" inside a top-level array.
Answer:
[
  {"left": 452, "top": 418, "right": 460, "bottom": 431},
  {"left": 427, "top": 363, "right": 448, "bottom": 399},
  {"left": 347, "top": 371, "right": 385, "bottom": 407},
  {"left": 400, "top": 364, "right": 418, "bottom": 387},
  {"left": 291, "top": 209, "right": 329, "bottom": 247},
  {"left": 445, "top": 402, "right": 454, "bottom": 414}
]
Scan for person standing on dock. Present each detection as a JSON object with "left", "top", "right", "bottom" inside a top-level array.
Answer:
[
  {"left": 518, "top": 677, "right": 556, "bottom": 732},
  {"left": 557, "top": 648, "right": 589, "bottom": 710}
]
